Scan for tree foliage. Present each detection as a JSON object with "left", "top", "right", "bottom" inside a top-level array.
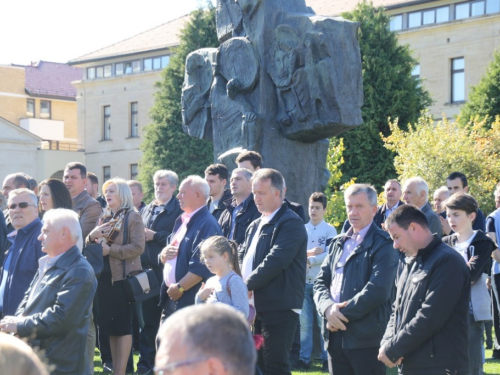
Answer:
[
  {"left": 383, "top": 113, "right": 500, "bottom": 214},
  {"left": 139, "top": 4, "right": 218, "bottom": 200},
  {"left": 337, "top": 2, "right": 432, "bottom": 190},
  {"left": 459, "top": 49, "right": 500, "bottom": 128}
]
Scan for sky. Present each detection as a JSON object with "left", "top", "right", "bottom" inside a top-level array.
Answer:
[{"left": 0, "top": 0, "right": 216, "bottom": 66}]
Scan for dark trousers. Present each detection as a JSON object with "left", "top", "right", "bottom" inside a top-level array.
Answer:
[
  {"left": 137, "top": 295, "right": 162, "bottom": 371},
  {"left": 256, "top": 310, "right": 298, "bottom": 375},
  {"left": 492, "top": 273, "right": 500, "bottom": 358},
  {"left": 327, "top": 332, "right": 385, "bottom": 375}
]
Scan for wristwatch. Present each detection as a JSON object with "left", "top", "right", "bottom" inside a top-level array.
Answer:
[{"left": 177, "top": 284, "right": 185, "bottom": 293}]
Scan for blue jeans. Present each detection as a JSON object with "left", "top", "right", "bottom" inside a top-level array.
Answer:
[{"left": 299, "top": 283, "right": 327, "bottom": 363}]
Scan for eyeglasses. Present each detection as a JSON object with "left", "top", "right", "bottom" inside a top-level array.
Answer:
[
  {"left": 8, "top": 202, "right": 37, "bottom": 210},
  {"left": 154, "top": 357, "right": 209, "bottom": 374}
]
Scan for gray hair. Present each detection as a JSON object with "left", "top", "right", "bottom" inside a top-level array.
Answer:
[
  {"left": 8, "top": 188, "right": 38, "bottom": 206},
  {"left": 344, "top": 184, "right": 378, "bottom": 207},
  {"left": 434, "top": 186, "right": 450, "bottom": 198},
  {"left": 251, "top": 168, "right": 284, "bottom": 196},
  {"left": 404, "top": 177, "right": 429, "bottom": 198},
  {"left": 43, "top": 208, "right": 82, "bottom": 248},
  {"left": 231, "top": 168, "right": 253, "bottom": 181},
  {"left": 153, "top": 170, "right": 179, "bottom": 188},
  {"left": 157, "top": 304, "right": 256, "bottom": 375},
  {"left": 181, "top": 175, "right": 210, "bottom": 199}
]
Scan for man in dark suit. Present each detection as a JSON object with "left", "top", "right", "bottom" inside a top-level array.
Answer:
[
  {"left": 218, "top": 168, "right": 260, "bottom": 245},
  {"left": 240, "top": 169, "right": 307, "bottom": 375},
  {"left": 374, "top": 179, "right": 404, "bottom": 229},
  {"left": 159, "top": 176, "right": 222, "bottom": 320},
  {"left": 137, "top": 170, "right": 182, "bottom": 374}
]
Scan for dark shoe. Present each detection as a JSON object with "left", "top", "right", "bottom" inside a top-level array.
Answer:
[
  {"left": 293, "top": 359, "right": 310, "bottom": 370},
  {"left": 322, "top": 360, "right": 329, "bottom": 372},
  {"left": 136, "top": 367, "right": 152, "bottom": 374}
]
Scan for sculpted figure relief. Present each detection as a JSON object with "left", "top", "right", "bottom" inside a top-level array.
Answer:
[{"left": 180, "top": 0, "right": 363, "bottom": 207}]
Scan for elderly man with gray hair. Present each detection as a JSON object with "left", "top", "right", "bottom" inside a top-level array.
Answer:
[
  {"left": 314, "top": 184, "right": 398, "bottom": 375},
  {"left": 137, "top": 170, "right": 183, "bottom": 373},
  {"left": 0, "top": 208, "right": 97, "bottom": 375},
  {"left": 155, "top": 304, "right": 256, "bottom": 375},
  {"left": 0, "top": 188, "right": 43, "bottom": 319},
  {"left": 403, "top": 177, "right": 442, "bottom": 237},
  {"left": 159, "top": 175, "right": 222, "bottom": 322}
]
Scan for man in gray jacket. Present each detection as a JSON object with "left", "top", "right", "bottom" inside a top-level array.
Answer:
[{"left": 0, "top": 208, "right": 97, "bottom": 375}]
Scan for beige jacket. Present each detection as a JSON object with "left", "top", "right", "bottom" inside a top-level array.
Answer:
[{"left": 86, "top": 210, "right": 145, "bottom": 282}]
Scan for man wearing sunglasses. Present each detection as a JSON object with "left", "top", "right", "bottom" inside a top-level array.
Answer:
[{"left": 0, "top": 188, "right": 43, "bottom": 319}]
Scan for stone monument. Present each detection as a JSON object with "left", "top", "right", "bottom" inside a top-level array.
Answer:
[{"left": 182, "top": 0, "right": 363, "bottom": 207}]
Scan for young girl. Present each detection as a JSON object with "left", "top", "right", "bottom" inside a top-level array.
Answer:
[
  {"left": 196, "top": 236, "right": 250, "bottom": 319},
  {"left": 443, "top": 192, "right": 496, "bottom": 375}
]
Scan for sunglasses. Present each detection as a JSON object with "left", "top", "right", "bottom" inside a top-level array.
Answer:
[{"left": 8, "top": 202, "right": 37, "bottom": 210}]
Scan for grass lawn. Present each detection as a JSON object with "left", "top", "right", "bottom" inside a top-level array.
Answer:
[{"left": 93, "top": 348, "right": 500, "bottom": 374}]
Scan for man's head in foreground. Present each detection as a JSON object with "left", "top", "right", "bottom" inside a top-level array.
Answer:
[{"left": 155, "top": 304, "right": 256, "bottom": 375}]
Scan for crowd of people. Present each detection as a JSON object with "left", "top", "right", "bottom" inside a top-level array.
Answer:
[{"left": 0, "top": 150, "right": 499, "bottom": 375}]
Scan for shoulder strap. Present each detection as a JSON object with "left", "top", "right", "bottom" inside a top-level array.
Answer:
[
  {"left": 226, "top": 273, "right": 236, "bottom": 298},
  {"left": 122, "top": 211, "right": 131, "bottom": 279}
]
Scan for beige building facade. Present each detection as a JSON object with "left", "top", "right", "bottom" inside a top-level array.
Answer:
[
  {"left": 307, "top": 0, "right": 500, "bottom": 120},
  {"left": 70, "top": 16, "right": 188, "bottom": 184},
  {"left": 0, "top": 62, "right": 84, "bottom": 182}
]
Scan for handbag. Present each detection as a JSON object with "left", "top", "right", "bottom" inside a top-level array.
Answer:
[
  {"left": 120, "top": 212, "right": 160, "bottom": 303},
  {"left": 82, "top": 243, "right": 103, "bottom": 277}
]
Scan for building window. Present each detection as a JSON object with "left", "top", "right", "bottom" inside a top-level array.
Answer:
[
  {"left": 408, "top": 11, "right": 422, "bottom": 27},
  {"left": 87, "top": 67, "right": 95, "bottom": 80},
  {"left": 436, "top": 6, "right": 450, "bottom": 22},
  {"left": 115, "top": 63, "right": 124, "bottom": 76},
  {"left": 103, "top": 166, "right": 111, "bottom": 183},
  {"left": 104, "top": 64, "right": 112, "bottom": 78},
  {"left": 143, "top": 58, "right": 153, "bottom": 71},
  {"left": 161, "top": 56, "right": 170, "bottom": 68},
  {"left": 103, "top": 105, "right": 111, "bottom": 140},
  {"left": 26, "top": 99, "right": 35, "bottom": 117},
  {"left": 40, "top": 100, "right": 51, "bottom": 119},
  {"left": 96, "top": 66, "right": 104, "bottom": 78},
  {"left": 411, "top": 64, "right": 420, "bottom": 79},
  {"left": 389, "top": 15, "right": 403, "bottom": 30},
  {"left": 130, "top": 164, "right": 138, "bottom": 180},
  {"left": 130, "top": 102, "right": 139, "bottom": 137},
  {"left": 487, "top": 0, "right": 500, "bottom": 13},
  {"left": 451, "top": 57, "right": 465, "bottom": 103}
]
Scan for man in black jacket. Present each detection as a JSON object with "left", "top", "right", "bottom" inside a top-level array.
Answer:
[
  {"left": 314, "top": 184, "right": 398, "bottom": 375},
  {"left": 137, "top": 170, "right": 182, "bottom": 374},
  {"left": 379, "top": 205, "right": 470, "bottom": 374},
  {"left": 205, "top": 164, "right": 232, "bottom": 221},
  {"left": 240, "top": 168, "right": 307, "bottom": 375},
  {"left": 218, "top": 168, "right": 260, "bottom": 244}
]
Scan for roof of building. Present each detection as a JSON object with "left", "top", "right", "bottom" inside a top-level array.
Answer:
[
  {"left": 20, "top": 61, "right": 82, "bottom": 99},
  {"left": 69, "top": 15, "right": 190, "bottom": 65}
]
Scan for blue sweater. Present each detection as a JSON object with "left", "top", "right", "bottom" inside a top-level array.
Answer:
[{"left": 1, "top": 218, "right": 43, "bottom": 316}]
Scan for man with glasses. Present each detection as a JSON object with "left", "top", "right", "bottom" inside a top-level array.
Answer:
[
  {"left": 155, "top": 304, "right": 256, "bottom": 375},
  {"left": 0, "top": 188, "right": 43, "bottom": 319}
]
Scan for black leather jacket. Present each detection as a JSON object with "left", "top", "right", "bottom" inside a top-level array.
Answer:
[
  {"left": 218, "top": 195, "right": 260, "bottom": 245},
  {"left": 16, "top": 246, "right": 97, "bottom": 375},
  {"left": 314, "top": 222, "right": 398, "bottom": 349},
  {"left": 381, "top": 236, "right": 470, "bottom": 374}
]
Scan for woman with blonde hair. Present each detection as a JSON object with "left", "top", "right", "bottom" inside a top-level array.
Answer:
[
  {"left": 86, "top": 178, "right": 145, "bottom": 375},
  {"left": 0, "top": 332, "right": 49, "bottom": 375}
]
